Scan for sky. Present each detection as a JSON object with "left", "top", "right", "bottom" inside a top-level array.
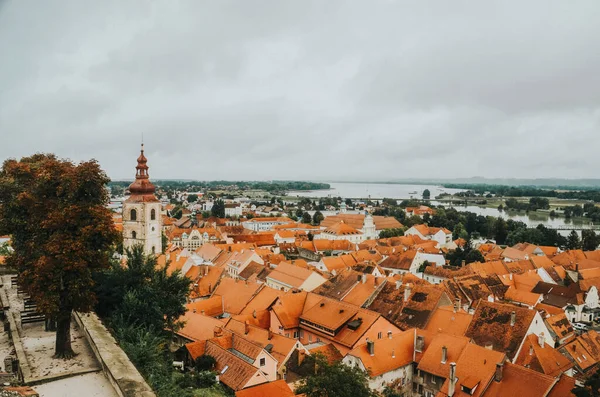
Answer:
[{"left": 1, "top": 1, "right": 599, "bottom": 181}]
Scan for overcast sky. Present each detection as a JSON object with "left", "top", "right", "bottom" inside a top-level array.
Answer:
[{"left": 1, "top": 1, "right": 599, "bottom": 181}]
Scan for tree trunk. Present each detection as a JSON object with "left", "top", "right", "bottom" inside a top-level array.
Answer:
[
  {"left": 45, "top": 316, "right": 56, "bottom": 332},
  {"left": 54, "top": 310, "right": 75, "bottom": 359}
]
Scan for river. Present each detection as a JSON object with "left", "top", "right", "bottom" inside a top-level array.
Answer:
[
  {"left": 289, "top": 182, "right": 595, "bottom": 233},
  {"left": 288, "top": 182, "right": 464, "bottom": 200},
  {"left": 429, "top": 201, "right": 597, "bottom": 235}
]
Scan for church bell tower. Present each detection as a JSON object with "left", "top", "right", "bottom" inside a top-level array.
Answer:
[{"left": 122, "top": 144, "right": 162, "bottom": 255}]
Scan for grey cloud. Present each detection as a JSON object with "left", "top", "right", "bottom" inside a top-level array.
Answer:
[{"left": 1, "top": 0, "right": 599, "bottom": 181}]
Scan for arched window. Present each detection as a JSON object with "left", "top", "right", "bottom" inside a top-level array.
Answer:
[
  {"left": 130, "top": 209, "right": 137, "bottom": 221},
  {"left": 152, "top": 246, "right": 156, "bottom": 254},
  {"left": 132, "top": 231, "right": 137, "bottom": 239},
  {"left": 151, "top": 209, "right": 156, "bottom": 220}
]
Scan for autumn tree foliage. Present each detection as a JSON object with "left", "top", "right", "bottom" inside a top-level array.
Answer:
[{"left": 0, "top": 154, "right": 118, "bottom": 358}]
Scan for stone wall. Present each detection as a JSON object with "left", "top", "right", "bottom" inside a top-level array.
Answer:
[{"left": 73, "top": 312, "right": 155, "bottom": 397}]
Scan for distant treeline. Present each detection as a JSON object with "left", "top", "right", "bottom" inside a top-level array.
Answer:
[
  {"left": 443, "top": 184, "right": 600, "bottom": 202},
  {"left": 108, "top": 180, "right": 330, "bottom": 193}
]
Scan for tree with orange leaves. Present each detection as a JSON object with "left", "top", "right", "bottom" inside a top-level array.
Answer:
[{"left": 0, "top": 154, "right": 118, "bottom": 358}]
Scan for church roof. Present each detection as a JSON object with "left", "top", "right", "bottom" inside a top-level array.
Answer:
[{"left": 126, "top": 144, "right": 159, "bottom": 203}]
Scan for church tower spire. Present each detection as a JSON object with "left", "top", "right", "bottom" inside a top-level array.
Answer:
[{"left": 122, "top": 144, "right": 162, "bottom": 255}]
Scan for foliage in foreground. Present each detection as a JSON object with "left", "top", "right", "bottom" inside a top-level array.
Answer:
[
  {"left": 0, "top": 154, "right": 118, "bottom": 358},
  {"left": 295, "top": 355, "right": 376, "bottom": 397},
  {"left": 94, "top": 246, "right": 228, "bottom": 397},
  {"left": 572, "top": 366, "right": 600, "bottom": 397}
]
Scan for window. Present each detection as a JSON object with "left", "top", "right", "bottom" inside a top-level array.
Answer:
[
  {"left": 130, "top": 209, "right": 137, "bottom": 221},
  {"left": 293, "top": 331, "right": 298, "bottom": 338},
  {"left": 150, "top": 209, "right": 156, "bottom": 220},
  {"left": 378, "top": 332, "right": 382, "bottom": 339},
  {"left": 132, "top": 231, "right": 137, "bottom": 239},
  {"left": 260, "top": 358, "right": 266, "bottom": 367},
  {"left": 152, "top": 246, "right": 155, "bottom": 254},
  {"left": 308, "top": 334, "right": 312, "bottom": 342}
]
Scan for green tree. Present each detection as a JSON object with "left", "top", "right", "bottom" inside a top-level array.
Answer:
[
  {"left": 418, "top": 260, "right": 431, "bottom": 273},
  {"left": 302, "top": 212, "right": 313, "bottom": 224},
  {"left": 94, "top": 245, "right": 190, "bottom": 333},
  {"left": 313, "top": 211, "right": 324, "bottom": 225},
  {"left": 568, "top": 230, "right": 582, "bottom": 250},
  {"left": 453, "top": 222, "right": 468, "bottom": 240},
  {"left": 465, "top": 249, "right": 485, "bottom": 264},
  {"left": 379, "top": 228, "right": 405, "bottom": 239},
  {"left": 582, "top": 230, "right": 600, "bottom": 251},
  {"left": 422, "top": 189, "right": 431, "bottom": 199},
  {"left": 295, "top": 355, "right": 376, "bottom": 397},
  {"left": 195, "top": 355, "right": 217, "bottom": 372},
  {"left": 572, "top": 365, "right": 600, "bottom": 396},
  {"left": 0, "top": 242, "right": 11, "bottom": 256},
  {"left": 187, "top": 194, "right": 198, "bottom": 203},
  {"left": 211, "top": 199, "right": 225, "bottom": 218},
  {"left": 161, "top": 232, "right": 168, "bottom": 253},
  {"left": 494, "top": 218, "right": 508, "bottom": 245},
  {"left": 0, "top": 154, "right": 119, "bottom": 358}
]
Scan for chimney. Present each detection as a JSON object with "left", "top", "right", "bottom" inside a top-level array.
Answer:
[
  {"left": 448, "top": 362, "right": 457, "bottom": 397},
  {"left": 416, "top": 335, "right": 424, "bottom": 352},
  {"left": 529, "top": 344, "right": 534, "bottom": 355},
  {"left": 244, "top": 320, "right": 250, "bottom": 335},
  {"left": 404, "top": 283, "right": 412, "bottom": 302},
  {"left": 441, "top": 346, "right": 448, "bottom": 364},
  {"left": 495, "top": 363, "right": 503, "bottom": 382},
  {"left": 201, "top": 310, "right": 205, "bottom": 315},
  {"left": 510, "top": 311, "right": 516, "bottom": 327},
  {"left": 395, "top": 280, "right": 402, "bottom": 290},
  {"left": 538, "top": 332, "right": 545, "bottom": 348},
  {"left": 268, "top": 330, "right": 273, "bottom": 340},
  {"left": 362, "top": 274, "right": 367, "bottom": 284},
  {"left": 193, "top": 308, "right": 197, "bottom": 313},
  {"left": 366, "top": 340, "right": 375, "bottom": 356},
  {"left": 454, "top": 298, "right": 461, "bottom": 313},
  {"left": 214, "top": 326, "right": 223, "bottom": 338},
  {"left": 253, "top": 310, "right": 257, "bottom": 319},
  {"left": 461, "top": 260, "right": 466, "bottom": 267},
  {"left": 387, "top": 331, "right": 393, "bottom": 340}
]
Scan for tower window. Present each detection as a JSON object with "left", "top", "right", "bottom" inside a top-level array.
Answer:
[
  {"left": 151, "top": 209, "right": 156, "bottom": 220},
  {"left": 130, "top": 209, "right": 137, "bottom": 221},
  {"left": 152, "top": 246, "right": 156, "bottom": 254},
  {"left": 132, "top": 231, "right": 137, "bottom": 239}
]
